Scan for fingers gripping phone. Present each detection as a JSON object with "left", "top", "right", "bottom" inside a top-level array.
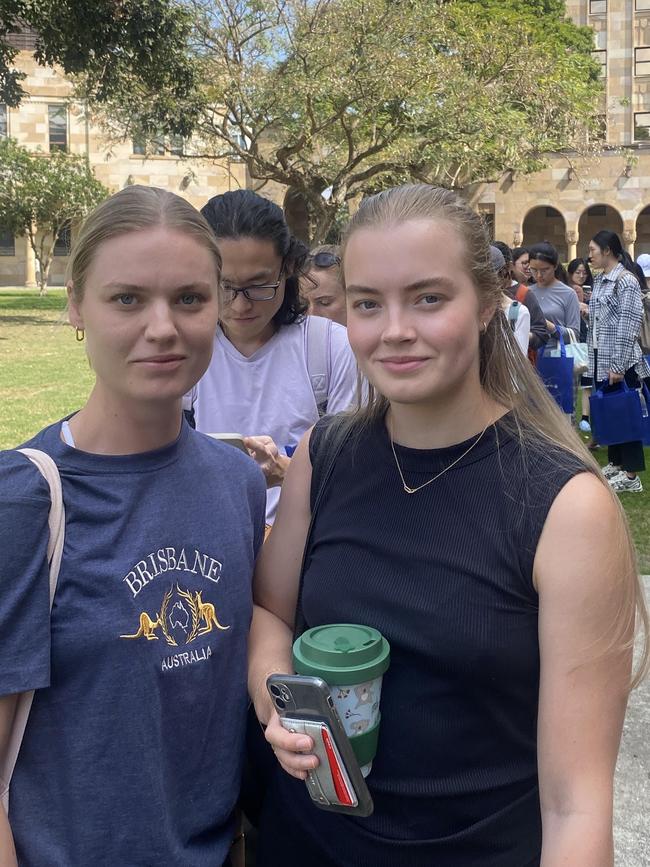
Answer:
[{"left": 266, "top": 674, "right": 373, "bottom": 817}]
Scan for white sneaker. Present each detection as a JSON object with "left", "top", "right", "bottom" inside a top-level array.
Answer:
[
  {"left": 610, "top": 475, "right": 643, "bottom": 493},
  {"left": 602, "top": 463, "right": 622, "bottom": 480},
  {"left": 579, "top": 419, "right": 591, "bottom": 433}
]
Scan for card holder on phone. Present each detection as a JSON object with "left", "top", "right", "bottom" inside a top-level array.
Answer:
[{"left": 279, "top": 718, "right": 358, "bottom": 808}]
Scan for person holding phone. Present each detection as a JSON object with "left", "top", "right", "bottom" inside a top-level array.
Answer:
[
  {"left": 0, "top": 186, "right": 266, "bottom": 866},
  {"left": 248, "top": 185, "right": 648, "bottom": 867},
  {"left": 192, "top": 191, "right": 358, "bottom": 525},
  {"left": 528, "top": 242, "right": 580, "bottom": 345}
]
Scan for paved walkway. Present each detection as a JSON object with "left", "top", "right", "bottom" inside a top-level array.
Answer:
[{"left": 614, "top": 576, "right": 650, "bottom": 865}]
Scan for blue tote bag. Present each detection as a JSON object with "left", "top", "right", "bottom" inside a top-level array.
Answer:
[
  {"left": 536, "top": 329, "right": 574, "bottom": 413},
  {"left": 590, "top": 381, "right": 644, "bottom": 446}
]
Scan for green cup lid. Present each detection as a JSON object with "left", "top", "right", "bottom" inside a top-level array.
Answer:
[{"left": 293, "top": 624, "right": 390, "bottom": 685}]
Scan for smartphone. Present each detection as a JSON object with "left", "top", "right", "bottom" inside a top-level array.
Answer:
[
  {"left": 266, "top": 674, "right": 373, "bottom": 817},
  {"left": 206, "top": 432, "right": 248, "bottom": 453}
]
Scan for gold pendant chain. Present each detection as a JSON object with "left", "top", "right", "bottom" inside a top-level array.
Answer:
[{"left": 389, "top": 420, "right": 491, "bottom": 495}]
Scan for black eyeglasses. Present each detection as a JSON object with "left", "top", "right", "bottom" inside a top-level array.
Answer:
[
  {"left": 221, "top": 264, "right": 284, "bottom": 303},
  {"left": 309, "top": 251, "right": 341, "bottom": 269}
]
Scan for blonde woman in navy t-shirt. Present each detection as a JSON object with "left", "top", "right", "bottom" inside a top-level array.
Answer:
[
  {"left": 248, "top": 185, "right": 648, "bottom": 867},
  {"left": 0, "top": 186, "right": 266, "bottom": 866}
]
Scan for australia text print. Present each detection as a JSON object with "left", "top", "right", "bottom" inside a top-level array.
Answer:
[{"left": 120, "top": 546, "right": 230, "bottom": 673}]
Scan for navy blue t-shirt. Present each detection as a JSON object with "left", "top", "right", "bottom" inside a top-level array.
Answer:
[{"left": 0, "top": 419, "right": 265, "bottom": 866}]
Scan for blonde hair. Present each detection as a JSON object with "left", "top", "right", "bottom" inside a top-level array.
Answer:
[
  {"left": 66, "top": 185, "right": 221, "bottom": 300},
  {"left": 341, "top": 183, "right": 649, "bottom": 688}
]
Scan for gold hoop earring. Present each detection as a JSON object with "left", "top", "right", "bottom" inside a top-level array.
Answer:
[
  {"left": 481, "top": 321, "right": 488, "bottom": 334},
  {"left": 75, "top": 327, "right": 85, "bottom": 342}
]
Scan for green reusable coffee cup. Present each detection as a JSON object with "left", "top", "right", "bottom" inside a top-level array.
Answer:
[{"left": 293, "top": 624, "right": 390, "bottom": 777}]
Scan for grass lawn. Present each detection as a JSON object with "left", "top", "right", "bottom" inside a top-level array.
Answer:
[
  {"left": 0, "top": 289, "right": 94, "bottom": 450},
  {"left": 2, "top": 288, "right": 649, "bottom": 571}
]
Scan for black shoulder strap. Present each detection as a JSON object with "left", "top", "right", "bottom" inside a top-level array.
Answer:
[{"left": 293, "top": 416, "right": 353, "bottom": 639}]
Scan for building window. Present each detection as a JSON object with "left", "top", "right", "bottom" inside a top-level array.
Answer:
[
  {"left": 634, "top": 112, "right": 650, "bottom": 140},
  {"left": 590, "top": 0, "right": 607, "bottom": 12},
  {"left": 6, "top": 27, "right": 38, "bottom": 51},
  {"left": 48, "top": 105, "right": 67, "bottom": 152},
  {"left": 0, "top": 227, "right": 15, "bottom": 256},
  {"left": 53, "top": 221, "right": 72, "bottom": 256},
  {"left": 592, "top": 50, "right": 607, "bottom": 77},
  {"left": 169, "top": 135, "right": 184, "bottom": 157},
  {"left": 587, "top": 205, "right": 607, "bottom": 217},
  {"left": 636, "top": 0, "right": 650, "bottom": 10},
  {"left": 635, "top": 48, "right": 650, "bottom": 76},
  {"left": 0, "top": 105, "right": 7, "bottom": 138},
  {"left": 133, "top": 134, "right": 183, "bottom": 157}
]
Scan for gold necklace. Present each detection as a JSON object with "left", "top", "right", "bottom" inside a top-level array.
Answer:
[{"left": 389, "top": 420, "right": 491, "bottom": 494}]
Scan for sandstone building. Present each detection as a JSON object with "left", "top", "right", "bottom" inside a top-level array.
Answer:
[
  {"left": 2, "top": 2, "right": 650, "bottom": 284},
  {"left": 471, "top": 0, "right": 650, "bottom": 262},
  {"left": 0, "top": 30, "right": 247, "bottom": 286}
]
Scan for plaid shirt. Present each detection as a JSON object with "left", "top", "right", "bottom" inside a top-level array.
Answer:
[{"left": 587, "top": 263, "right": 650, "bottom": 382}]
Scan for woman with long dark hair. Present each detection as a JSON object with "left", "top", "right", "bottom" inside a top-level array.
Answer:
[
  {"left": 193, "top": 190, "right": 357, "bottom": 525},
  {"left": 528, "top": 242, "right": 580, "bottom": 344},
  {"left": 588, "top": 230, "right": 650, "bottom": 493},
  {"left": 567, "top": 258, "right": 593, "bottom": 305}
]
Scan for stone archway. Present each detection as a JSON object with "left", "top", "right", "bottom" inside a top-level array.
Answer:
[
  {"left": 577, "top": 204, "right": 624, "bottom": 257},
  {"left": 635, "top": 206, "right": 650, "bottom": 256},
  {"left": 283, "top": 188, "right": 310, "bottom": 244},
  {"left": 522, "top": 206, "right": 567, "bottom": 261}
]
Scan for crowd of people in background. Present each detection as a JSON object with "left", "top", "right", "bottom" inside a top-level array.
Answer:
[{"left": 1, "top": 183, "right": 649, "bottom": 867}]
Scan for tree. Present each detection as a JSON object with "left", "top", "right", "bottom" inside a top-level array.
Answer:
[
  {"left": 0, "top": 0, "right": 201, "bottom": 136},
  {"left": 0, "top": 137, "right": 108, "bottom": 292},
  {"left": 96, "top": 0, "right": 602, "bottom": 242}
]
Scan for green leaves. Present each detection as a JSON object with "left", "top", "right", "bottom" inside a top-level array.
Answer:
[
  {"left": 1, "top": 0, "right": 201, "bottom": 131},
  {"left": 88, "top": 0, "right": 602, "bottom": 241},
  {"left": 0, "top": 137, "right": 108, "bottom": 289},
  {"left": 0, "top": 138, "right": 107, "bottom": 230}
]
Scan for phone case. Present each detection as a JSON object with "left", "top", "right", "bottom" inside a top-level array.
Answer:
[
  {"left": 267, "top": 674, "right": 374, "bottom": 817},
  {"left": 206, "top": 433, "right": 248, "bottom": 453}
]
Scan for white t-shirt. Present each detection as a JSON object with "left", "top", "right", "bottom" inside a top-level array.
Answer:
[{"left": 194, "top": 317, "right": 358, "bottom": 522}]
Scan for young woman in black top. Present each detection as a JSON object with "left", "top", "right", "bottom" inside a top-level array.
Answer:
[{"left": 248, "top": 185, "right": 648, "bottom": 867}]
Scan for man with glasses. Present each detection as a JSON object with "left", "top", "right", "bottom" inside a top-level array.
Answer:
[{"left": 191, "top": 191, "right": 358, "bottom": 526}]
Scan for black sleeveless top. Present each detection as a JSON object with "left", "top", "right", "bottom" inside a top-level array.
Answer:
[{"left": 258, "top": 413, "right": 587, "bottom": 867}]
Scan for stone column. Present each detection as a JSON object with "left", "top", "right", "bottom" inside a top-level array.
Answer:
[
  {"left": 24, "top": 233, "right": 37, "bottom": 288},
  {"left": 623, "top": 228, "right": 636, "bottom": 259},
  {"left": 566, "top": 230, "right": 578, "bottom": 262}
]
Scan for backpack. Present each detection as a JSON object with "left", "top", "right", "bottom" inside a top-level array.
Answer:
[
  {"left": 303, "top": 314, "right": 332, "bottom": 414},
  {"left": 515, "top": 284, "right": 529, "bottom": 304},
  {"left": 507, "top": 300, "right": 521, "bottom": 332}
]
